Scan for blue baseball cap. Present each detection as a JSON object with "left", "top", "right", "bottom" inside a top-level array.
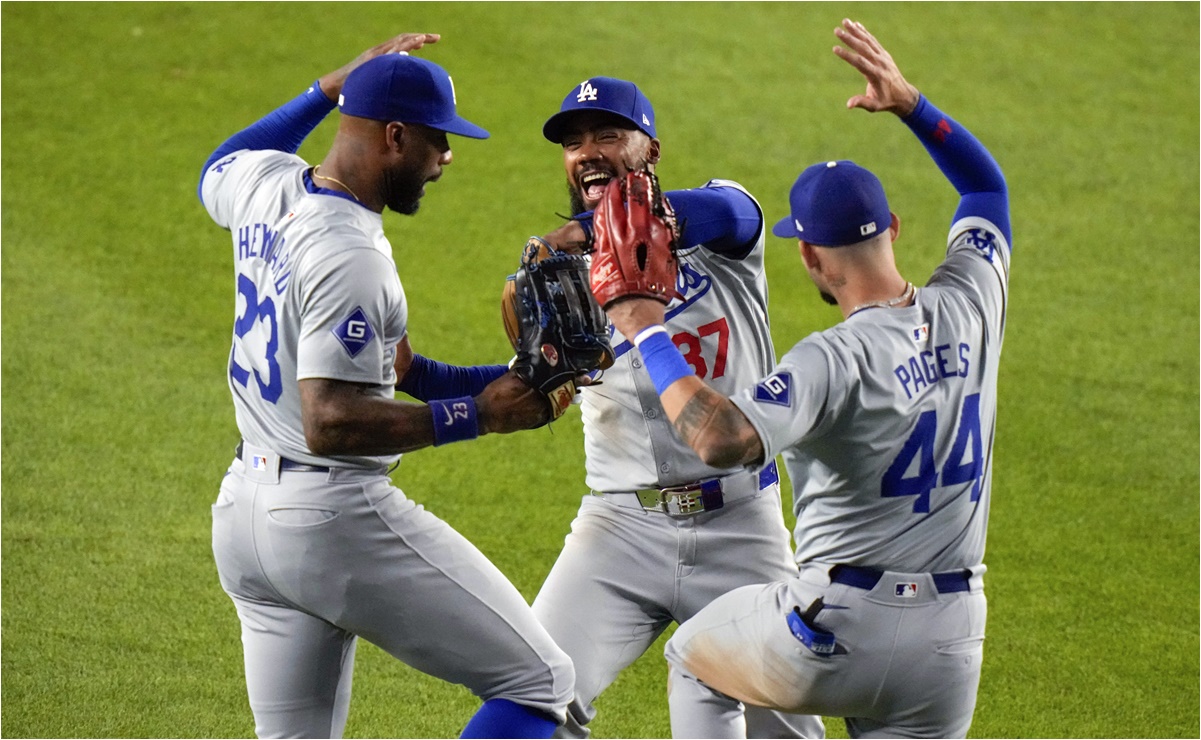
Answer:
[
  {"left": 542, "top": 77, "right": 656, "bottom": 143},
  {"left": 338, "top": 53, "right": 489, "bottom": 139},
  {"left": 771, "top": 160, "right": 892, "bottom": 247}
]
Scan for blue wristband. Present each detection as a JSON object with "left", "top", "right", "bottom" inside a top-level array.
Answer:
[
  {"left": 429, "top": 397, "right": 479, "bottom": 447},
  {"left": 635, "top": 326, "right": 695, "bottom": 395}
]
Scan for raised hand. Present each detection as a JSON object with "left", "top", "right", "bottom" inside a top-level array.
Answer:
[
  {"left": 318, "top": 32, "right": 441, "bottom": 100},
  {"left": 832, "top": 19, "right": 920, "bottom": 117}
]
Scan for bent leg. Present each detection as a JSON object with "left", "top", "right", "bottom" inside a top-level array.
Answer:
[
  {"left": 231, "top": 594, "right": 357, "bottom": 739},
  {"left": 337, "top": 481, "right": 575, "bottom": 725}
]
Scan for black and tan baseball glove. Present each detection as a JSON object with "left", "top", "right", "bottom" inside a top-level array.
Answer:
[{"left": 502, "top": 237, "right": 615, "bottom": 420}]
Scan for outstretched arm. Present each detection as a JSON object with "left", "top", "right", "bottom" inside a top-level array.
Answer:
[
  {"left": 834, "top": 19, "right": 1010, "bottom": 243},
  {"left": 198, "top": 32, "right": 440, "bottom": 202}
]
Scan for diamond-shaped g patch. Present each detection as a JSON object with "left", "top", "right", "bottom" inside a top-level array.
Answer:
[{"left": 332, "top": 307, "right": 375, "bottom": 358}]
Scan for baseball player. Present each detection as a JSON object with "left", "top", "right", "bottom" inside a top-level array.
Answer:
[
  {"left": 198, "top": 34, "right": 575, "bottom": 739},
  {"left": 600, "top": 19, "right": 1011, "bottom": 738},
  {"left": 533, "top": 78, "right": 824, "bottom": 738}
]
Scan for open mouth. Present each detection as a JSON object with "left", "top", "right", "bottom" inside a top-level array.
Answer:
[{"left": 579, "top": 170, "right": 615, "bottom": 204}]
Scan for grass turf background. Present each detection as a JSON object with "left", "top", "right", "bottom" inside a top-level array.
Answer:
[{"left": 2, "top": 2, "right": 1197, "bottom": 738}]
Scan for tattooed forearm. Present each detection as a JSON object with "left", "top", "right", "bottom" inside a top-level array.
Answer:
[{"left": 674, "top": 385, "right": 765, "bottom": 468}]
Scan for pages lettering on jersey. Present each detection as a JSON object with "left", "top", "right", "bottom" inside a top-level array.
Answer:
[{"left": 893, "top": 342, "right": 971, "bottom": 400}]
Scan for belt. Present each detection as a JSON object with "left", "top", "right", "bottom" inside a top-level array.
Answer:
[
  {"left": 235, "top": 442, "right": 330, "bottom": 474},
  {"left": 830, "top": 564, "right": 971, "bottom": 594},
  {"left": 594, "top": 461, "right": 779, "bottom": 516}
]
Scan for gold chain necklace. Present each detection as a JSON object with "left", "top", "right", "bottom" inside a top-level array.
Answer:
[
  {"left": 849, "top": 281, "right": 915, "bottom": 316},
  {"left": 312, "top": 165, "right": 361, "bottom": 202}
]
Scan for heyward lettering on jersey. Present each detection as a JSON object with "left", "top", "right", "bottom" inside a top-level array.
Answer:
[
  {"left": 237, "top": 222, "right": 293, "bottom": 293},
  {"left": 333, "top": 307, "right": 376, "bottom": 358},
  {"left": 754, "top": 372, "right": 793, "bottom": 407}
]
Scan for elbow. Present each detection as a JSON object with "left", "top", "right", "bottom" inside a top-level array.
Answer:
[
  {"left": 693, "top": 428, "right": 758, "bottom": 470},
  {"left": 301, "top": 401, "right": 356, "bottom": 457},
  {"left": 302, "top": 418, "right": 340, "bottom": 457},
  {"left": 696, "top": 440, "right": 745, "bottom": 470}
]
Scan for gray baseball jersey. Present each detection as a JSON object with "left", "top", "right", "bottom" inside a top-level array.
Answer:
[
  {"left": 203, "top": 149, "right": 573, "bottom": 737},
  {"left": 733, "top": 214, "right": 1008, "bottom": 570},
  {"left": 533, "top": 180, "right": 823, "bottom": 739},
  {"left": 203, "top": 148, "right": 405, "bottom": 470},
  {"left": 581, "top": 180, "right": 776, "bottom": 490},
  {"left": 665, "top": 214, "right": 1010, "bottom": 738}
]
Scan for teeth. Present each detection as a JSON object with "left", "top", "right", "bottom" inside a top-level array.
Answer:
[{"left": 582, "top": 172, "right": 611, "bottom": 186}]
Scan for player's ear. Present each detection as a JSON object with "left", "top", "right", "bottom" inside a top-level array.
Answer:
[
  {"left": 888, "top": 212, "right": 900, "bottom": 243},
  {"left": 798, "top": 240, "right": 820, "bottom": 271},
  {"left": 646, "top": 137, "right": 661, "bottom": 165},
  {"left": 385, "top": 121, "right": 407, "bottom": 155}
]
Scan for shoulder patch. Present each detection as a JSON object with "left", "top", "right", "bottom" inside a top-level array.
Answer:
[
  {"left": 962, "top": 227, "right": 998, "bottom": 263},
  {"left": 332, "top": 307, "right": 376, "bottom": 358},
  {"left": 754, "top": 372, "right": 793, "bottom": 407}
]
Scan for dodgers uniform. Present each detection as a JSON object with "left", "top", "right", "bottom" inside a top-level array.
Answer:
[
  {"left": 664, "top": 95, "right": 1010, "bottom": 738},
  {"left": 532, "top": 179, "right": 823, "bottom": 739},
  {"left": 201, "top": 78, "right": 572, "bottom": 737}
]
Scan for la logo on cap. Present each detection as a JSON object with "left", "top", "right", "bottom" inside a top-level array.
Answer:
[{"left": 577, "top": 80, "right": 598, "bottom": 102}]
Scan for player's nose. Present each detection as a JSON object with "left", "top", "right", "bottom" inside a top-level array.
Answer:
[{"left": 440, "top": 148, "right": 453, "bottom": 166}]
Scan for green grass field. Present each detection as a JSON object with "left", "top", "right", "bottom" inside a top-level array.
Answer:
[{"left": 2, "top": 2, "right": 1197, "bottom": 738}]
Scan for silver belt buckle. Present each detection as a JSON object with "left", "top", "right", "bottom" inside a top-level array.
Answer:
[
  {"left": 665, "top": 488, "right": 706, "bottom": 516},
  {"left": 635, "top": 489, "right": 668, "bottom": 513},
  {"left": 634, "top": 480, "right": 721, "bottom": 516}
]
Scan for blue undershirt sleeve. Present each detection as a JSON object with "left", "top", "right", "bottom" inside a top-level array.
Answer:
[
  {"left": 666, "top": 186, "right": 763, "bottom": 259},
  {"left": 198, "top": 80, "right": 337, "bottom": 203},
  {"left": 902, "top": 95, "right": 1011, "bottom": 245},
  {"left": 395, "top": 354, "right": 509, "bottom": 402}
]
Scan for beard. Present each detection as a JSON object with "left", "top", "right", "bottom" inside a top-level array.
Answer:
[
  {"left": 567, "top": 180, "right": 587, "bottom": 216},
  {"left": 383, "top": 165, "right": 426, "bottom": 216}
]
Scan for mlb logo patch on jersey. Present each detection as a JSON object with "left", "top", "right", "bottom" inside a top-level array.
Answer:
[
  {"left": 895, "top": 582, "right": 919, "bottom": 598},
  {"left": 333, "top": 307, "right": 376, "bottom": 358},
  {"left": 251, "top": 455, "right": 269, "bottom": 471},
  {"left": 754, "top": 372, "right": 793, "bottom": 407},
  {"left": 912, "top": 323, "right": 929, "bottom": 344}
]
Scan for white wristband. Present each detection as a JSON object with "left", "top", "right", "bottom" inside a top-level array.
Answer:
[{"left": 633, "top": 325, "right": 669, "bottom": 347}]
